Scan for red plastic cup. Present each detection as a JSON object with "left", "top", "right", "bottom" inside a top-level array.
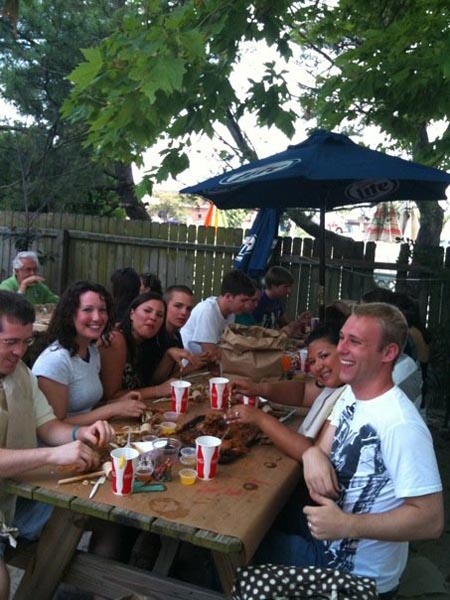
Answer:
[
  {"left": 170, "top": 380, "right": 191, "bottom": 414},
  {"left": 195, "top": 435, "right": 221, "bottom": 480},
  {"left": 209, "top": 377, "right": 229, "bottom": 410},
  {"left": 242, "top": 395, "right": 259, "bottom": 407},
  {"left": 110, "top": 447, "right": 139, "bottom": 495}
]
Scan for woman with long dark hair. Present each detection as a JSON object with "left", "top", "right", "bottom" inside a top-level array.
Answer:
[
  {"left": 33, "top": 281, "right": 146, "bottom": 424},
  {"left": 229, "top": 324, "right": 347, "bottom": 460},
  {"left": 99, "top": 291, "right": 195, "bottom": 400}
]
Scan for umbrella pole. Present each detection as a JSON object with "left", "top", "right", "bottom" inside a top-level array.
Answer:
[{"left": 318, "top": 203, "right": 326, "bottom": 321}]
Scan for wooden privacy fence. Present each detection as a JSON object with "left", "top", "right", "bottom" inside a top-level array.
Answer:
[
  {"left": 1, "top": 211, "right": 450, "bottom": 329},
  {"left": 0, "top": 211, "right": 243, "bottom": 305}
]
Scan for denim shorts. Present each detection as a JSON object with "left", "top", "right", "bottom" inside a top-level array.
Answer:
[{"left": 0, "top": 498, "right": 53, "bottom": 558}]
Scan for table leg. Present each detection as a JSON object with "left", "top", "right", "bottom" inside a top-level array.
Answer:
[
  {"left": 211, "top": 550, "right": 244, "bottom": 595},
  {"left": 152, "top": 536, "right": 181, "bottom": 576},
  {"left": 14, "top": 507, "right": 87, "bottom": 600}
]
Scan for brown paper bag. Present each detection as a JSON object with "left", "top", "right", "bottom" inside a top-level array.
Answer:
[{"left": 220, "top": 324, "right": 288, "bottom": 379}]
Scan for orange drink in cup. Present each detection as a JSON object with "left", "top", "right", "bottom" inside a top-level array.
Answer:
[
  {"left": 209, "top": 377, "right": 229, "bottom": 410},
  {"left": 171, "top": 380, "right": 191, "bottom": 414},
  {"left": 179, "top": 468, "right": 197, "bottom": 485},
  {"left": 195, "top": 435, "right": 221, "bottom": 480}
]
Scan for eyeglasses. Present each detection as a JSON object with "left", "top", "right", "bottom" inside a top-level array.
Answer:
[{"left": 0, "top": 337, "right": 35, "bottom": 348}]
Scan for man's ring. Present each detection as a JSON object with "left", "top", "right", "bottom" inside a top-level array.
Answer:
[
  {"left": 234, "top": 410, "right": 239, "bottom": 417},
  {"left": 308, "top": 521, "right": 312, "bottom": 530}
]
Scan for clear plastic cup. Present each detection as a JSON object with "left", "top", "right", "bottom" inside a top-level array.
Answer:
[
  {"left": 154, "top": 437, "right": 182, "bottom": 463},
  {"left": 180, "top": 446, "right": 196, "bottom": 466}
]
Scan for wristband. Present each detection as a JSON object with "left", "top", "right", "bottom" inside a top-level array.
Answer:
[{"left": 71, "top": 425, "right": 80, "bottom": 441}]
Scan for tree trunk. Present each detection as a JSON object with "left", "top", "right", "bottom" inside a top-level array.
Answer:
[
  {"left": 285, "top": 208, "right": 351, "bottom": 242},
  {"left": 414, "top": 200, "right": 443, "bottom": 248},
  {"left": 406, "top": 200, "right": 444, "bottom": 297},
  {"left": 114, "top": 162, "right": 150, "bottom": 221},
  {"left": 407, "top": 126, "right": 445, "bottom": 296}
]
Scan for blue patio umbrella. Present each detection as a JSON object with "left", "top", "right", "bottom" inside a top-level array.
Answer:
[
  {"left": 181, "top": 130, "right": 450, "bottom": 309},
  {"left": 234, "top": 207, "right": 281, "bottom": 278}
]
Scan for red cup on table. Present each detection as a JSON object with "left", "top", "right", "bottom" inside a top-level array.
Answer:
[
  {"left": 209, "top": 377, "right": 229, "bottom": 410},
  {"left": 170, "top": 380, "right": 191, "bottom": 414},
  {"left": 195, "top": 435, "right": 221, "bottom": 480},
  {"left": 110, "top": 447, "right": 139, "bottom": 496},
  {"left": 241, "top": 395, "right": 259, "bottom": 408}
]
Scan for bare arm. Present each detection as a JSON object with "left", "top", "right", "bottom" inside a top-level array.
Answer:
[
  {"left": 37, "top": 418, "right": 114, "bottom": 448},
  {"left": 0, "top": 444, "right": 98, "bottom": 477},
  {"left": 302, "top": 423, "right": 340, "bottom": 498},
  {"left": 229, "top": 405, "right": 312, "bottom": 461},
  {"left": 152, "top": 348, "right": 204, "bottom": 383},
  {"left": 231, "top": 377, "right": 321, "bottom": 408},
  {"left": 0, "top": 419, "right": 115, "bottom": 477},
  {"left": 18, "top": 274, "right": 45, "bottom": 292},
  {"left": 37, "top": 376, "right": 146, "bottom": 422},
  {"left": 281, "top": 311, "right": 313, "bottom": 337},
  {"left": 305, "top": 490, "right": 444, "bottom": 542},
  {"left": 198, "top": 342, "right": 220, "bottom": 361}
]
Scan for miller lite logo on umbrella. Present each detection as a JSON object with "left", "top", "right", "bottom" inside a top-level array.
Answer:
[
  {"left": 346, "top": 180, "right": 399, "bottom": 203},
  {"left": 181, "top": 130, "right": 450, "bottom": 311}
]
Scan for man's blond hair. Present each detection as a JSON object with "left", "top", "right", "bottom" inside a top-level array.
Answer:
[{"left": 352, "top": 302, "right": 408, "bottom": 353}]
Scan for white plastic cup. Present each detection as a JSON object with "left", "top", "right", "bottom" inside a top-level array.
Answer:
[
  {"left": 110, "top": 447, "right": 139, "bottom": 495},
  {"left": 170, "top": 380, "right": 191, "bottom": 414},
  {"left": 209, "top": 377, "right": 230, "bottom": 410},
  {"left": 195, "top": 435, "right": 221, "bottom": 480},
  {"left": 298, "top": 348, "right": 308, "bottom": 373}
]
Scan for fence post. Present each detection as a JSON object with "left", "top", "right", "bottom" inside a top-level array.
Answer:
[{"left": 56, "top": 229, "right": 70, "bottom": 294}]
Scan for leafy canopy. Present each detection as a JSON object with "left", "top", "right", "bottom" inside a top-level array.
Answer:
[
  {"left": 0, "top": 0, "right": 128, "bottom": 215},
  {"left": 63, "top": 0, "right": 302, "bottom": 182},
  {"left": 296, "top": 0, "right": 450, "bottom": 168}
]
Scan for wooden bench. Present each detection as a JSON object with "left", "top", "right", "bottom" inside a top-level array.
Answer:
[{"left": 8, "top": 545, "right": 226, "bottom": 600}]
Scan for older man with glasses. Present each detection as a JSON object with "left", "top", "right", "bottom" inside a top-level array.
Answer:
[
  {"left": 0, "top": 290, "right": 114, "bottom": 598},
  {"left": 0, "top": 251, "right": 59, "bottom": 305}
]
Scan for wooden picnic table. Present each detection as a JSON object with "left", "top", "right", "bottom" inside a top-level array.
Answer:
[{"left": 5, "top": 378, "right": 303, "bottom": 599}]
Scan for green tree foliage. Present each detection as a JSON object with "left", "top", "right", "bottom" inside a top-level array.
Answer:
[
  {"left": 63, "top": 0, "right": 300, "bottom": 182},
  {"left": 0, "top": 0, "right": 132, "bottom": 217},
  {"left": 63, "top": 0, "right": 450, "bottom": 248},
  {"left": 292, "top": 0, "right": 450, "bottom": 246},
  {"left": 297, "top": 0, "right": 450, "bottom": 167}
]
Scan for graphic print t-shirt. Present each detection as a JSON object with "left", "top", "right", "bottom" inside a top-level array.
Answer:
[{"left": 326, "top": 385, "right": 442, "bottom": 593}]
